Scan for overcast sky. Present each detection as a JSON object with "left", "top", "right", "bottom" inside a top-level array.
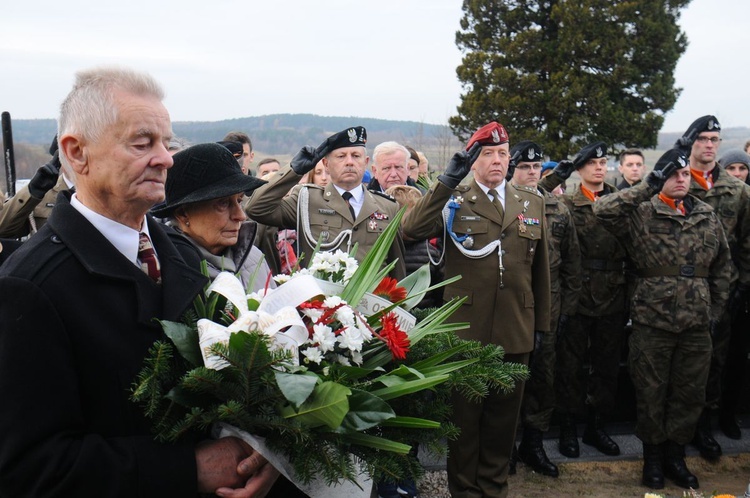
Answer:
[{"left": 1, "top": 0, "right": 747, "bottom": 134}]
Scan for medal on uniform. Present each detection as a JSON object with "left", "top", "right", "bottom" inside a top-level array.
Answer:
[
  {"left": 518, "top": 214, "right": 527, "bottom": 234},
  {"left": 320, "top": 230, "right": 330, "bottom": 242},
  {"left": 462, "top": 235, "right": 474, "bottom": 249},
  {"left": 368, "top": 220, "right": 378, "bottom": 231}
]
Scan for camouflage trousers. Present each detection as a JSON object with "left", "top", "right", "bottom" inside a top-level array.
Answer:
[
  {"left": 521, "top": 328, "right": 556, "bottom": 431},
  {"left": 704, "top": 310, "right": 732, "bottom": 408},
  {"left": 555, "top": 312, "right": 625, "bottom": 415},
  {"left": 629, "top": 323, "right": 711, "bottom": 445}
]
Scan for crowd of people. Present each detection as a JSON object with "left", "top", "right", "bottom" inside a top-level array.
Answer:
[{"left": 0, "top": 66, "right": 747, "bottom": 498}]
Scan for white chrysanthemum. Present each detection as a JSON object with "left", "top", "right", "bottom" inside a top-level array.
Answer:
[
  {"left": 324, "top": 296, "right": 344, "bottom": 308},
  {"left": 312, "top": 323, "right": 336, "bottom": 353},
  {"left": 337, "top": 328, "right": 364, "bottom": 352},
  {"left": 355, "top": 315, "right": 373, "bottom": 340},
  {"left": 302, "top": 347, "right": 323, "bottom": 365},
  {"left": 343, "top": 265, "right": 357, "bottom": 281},
  {"left": 301, "top": 307, "right": 324, "bottom": 322},
  {"left": 335, "top": 305, "right": 356, "bottom": 326},
  {"left": 350, "top": 350, "right": 363, "bottom": 366},
  {"left": 334, "top": 354, "right": 351, "bottom": 366},
  {"left": 272, "top": 274, "right": 291, "bottom": 285}
]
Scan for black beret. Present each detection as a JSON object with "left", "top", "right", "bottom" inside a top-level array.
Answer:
[
  {"left": 573, "top": 141, "right": 608, "bottom": 169},
  {"left": 326, "top": 126, "right": 367, "bottom": 152},
  {"left": 654, "top": 148, "right": 688, "bottom": 175},
  {"left": 510, "top": 140, "right": 544, "bottom": 163},
  {"left": 152, "top": 143, "right": 266, "bottom": 217},
  {"left": 684, "top": 115, "right": 721, "bottom": 136}
]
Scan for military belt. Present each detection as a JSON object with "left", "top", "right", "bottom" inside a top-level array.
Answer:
[
  {"left": 636, "top": 265, "right": 709, "bottom": 278},
  {"left": 581, "top": 259, "right": 624, "bottom": 271}
]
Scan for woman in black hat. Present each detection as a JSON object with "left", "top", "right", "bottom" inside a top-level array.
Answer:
[{"left": 153, "top": 142, "right": 274, "bottom": 291}]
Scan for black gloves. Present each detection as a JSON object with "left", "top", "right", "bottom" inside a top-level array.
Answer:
[
  {"left": 555, "top": 313, "right": 570, "bottom": 345},
  {"left": 675, "top": 126, "right": 699, "bottom": 154},
  {"left": 290, "top": 138, "right": 331, "bottom": 175},
  {"left": 438, "top": 142, "right": 482, "bottom": 189},
  {"left": 645, "top": 148, "right": 687, "bottom": 191},
  {"left": 553, "top": 160, "right": 576, "bottom": 181},
  {"left": 28, "top": 151, "right": 61, "bottom": 199}
]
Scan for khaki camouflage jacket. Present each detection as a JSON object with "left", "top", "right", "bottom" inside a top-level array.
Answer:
[
  {"left": 594, "top": 181, "right": 734, "bottom": 332},
  {"left": 689, "top": 165, "right": 750, "bottom": 287}
]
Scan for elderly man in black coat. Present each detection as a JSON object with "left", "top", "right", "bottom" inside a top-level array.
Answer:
[{"left": 0, "top": 67, "right": 278, "bottom": 497}]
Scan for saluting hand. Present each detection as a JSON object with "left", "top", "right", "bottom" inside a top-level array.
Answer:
[
  {"left": 439, "top": 142, "right": 482, "bottom": 189},
  {"left": 290, "top": 136, "right": 332, "bottom": 175}
]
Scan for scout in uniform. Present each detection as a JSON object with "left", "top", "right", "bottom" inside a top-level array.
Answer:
[
  {"left": 402, "top": 122, "right": 551, "bottom": 498},
  {"left": 244, "top": 126, "right": 405, "bottom": 279},
  {"left": 594, "top": 148, "right": 733, "bottom": 490}
]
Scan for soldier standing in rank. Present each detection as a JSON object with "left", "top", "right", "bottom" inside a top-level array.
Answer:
[
  {"left": 402, "top": 122, "right": 551, "bottom": 498},
  {"left": 676, "top": 115, "right": 750, "bottom": 457},
  {"left": 593, "top": 148, "right": 733, "bottom": 490},
  {"left": 243, "top": 126, "right": 405, "bottom": 279},
  {"left": 540, "top": 142, "right": 627, "bottom": 459},
  {"left": 508, "top": 141, "right": 582, "bottom": 478}
]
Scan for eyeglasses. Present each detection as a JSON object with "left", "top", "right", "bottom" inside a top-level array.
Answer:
[
  {"left": 516, "top": 164, "right": 542, "bottom": 171},
  {"left": 695, "top": 136, "right": 722, "bottom": 144}
]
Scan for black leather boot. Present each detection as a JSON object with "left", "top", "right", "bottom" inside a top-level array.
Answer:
[
  {"left": 509, "top": 444, "right": 517, "bottom": 475},
  {"left": 664, "top": 440, "right": 699, "bottom": 489},
  {"left": 558, "top": 413, "right": 579, "bottom": 458},
  {"left": 641, "top": 442, "right": 664, "bottom": 489},
  {"left": 582, "top": 410, "right": 620, "bottom": 456},
  {"left": 691, "top": 409, "right": 722, "bottom": 460},
  {"left": 518, "top": 427, "right": 559, "bottom": 477}
]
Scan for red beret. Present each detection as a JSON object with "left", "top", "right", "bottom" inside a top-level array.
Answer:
[{"left": 466, "top": 122, "right": 509, "bottom": 151}]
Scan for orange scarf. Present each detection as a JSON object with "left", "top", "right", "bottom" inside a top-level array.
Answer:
[
  {"left": 580, "top": 184, "right": 602, "bottom": 202},
  {"left": 690, "top": 168, "right": 712, "bottom": 190},
  {"left": 658, "top": 193, "right": 686, "bottom": 214}
]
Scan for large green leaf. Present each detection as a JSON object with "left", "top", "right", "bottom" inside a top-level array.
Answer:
[
  {"left": 338, "top": 432, "right": 411, "bottom": 454},
  {"left": 381, "top": 416, "right": 442, "bottom": 429},
  {"left": 369, "top": 374, "right": 450, "bottom": 401},
  {"left": 396, "top": 264, "right": 431, "bottom": 311},
  {"left": 274, "top": 371, "right": 318, "bottom": 408},
  {"left": 338, "top": 389, "right": 395, "bottom": 431},
  {"left": 159, "top": 319, "right": 202, "bottom": 366},
  {"left": 281, "top": 381, "right": 351, "bottom": 429}
]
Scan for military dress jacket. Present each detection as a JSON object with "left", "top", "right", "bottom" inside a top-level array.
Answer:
[
  {"left": 0, "top": 193, "right": 208, "bottom": 497},
  {"left": 244, "top": 166, "right": 406, "bottom": 279},
  {"left": 402, "top": 179, "right": 551, "bottom": 354},
  {"left": 542, "top": 189, "right": 582, "bottom": 322},
  {"left": 556, "top": 182, "right": 627, "bottom": 317},
  {"left": 688, "top": 166, "right": 750, "bottom": 287},
  {"left": 0, "top": 174, "right": 69, "bottom": 238},
  {"left": 594, "top": 182, "right": 733, "bottom": 332}
]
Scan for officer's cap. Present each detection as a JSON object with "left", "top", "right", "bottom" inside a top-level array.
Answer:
[
  {"left": 466, "top": 122, "right": 509, "bottom": 151},
  {"left": 326, "top": 126, "right": 367, "bottom": 152}
]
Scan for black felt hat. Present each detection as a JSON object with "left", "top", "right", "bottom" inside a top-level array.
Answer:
[
  {"left": 216, "top": 140, "right": 244, "bottom": 159},
  {"left": 152, "top": 142, "right": 266, "bottom": 217},
  {"left": 510, "top": 140, "right": 544, "bottom": 163},
  {"left": 573, "top": 141, "right": 608, "bottom": 169},
  {"left": 326, "top": 126, "right": 367, "bottom": 152}
]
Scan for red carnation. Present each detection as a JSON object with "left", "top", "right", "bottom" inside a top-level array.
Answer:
[{"left": 373, "top": 277, "right": 407, "bottom": 303}]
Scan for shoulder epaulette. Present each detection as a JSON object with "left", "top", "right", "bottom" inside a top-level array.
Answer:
[
  {"left": 369, "top": 190, "right": 397, "bottom": 202},
  {"left": 456, "top": 185, "right": 471, "bottom": 193},
  {"left": 5, "top": 234, "right": 72, "bottom": 285},
  {"left": 511, "top": 183, "right": 543, "bottom": 197},
  {"left": 300, "top": 183, "right": 325, "bottom": 190}
]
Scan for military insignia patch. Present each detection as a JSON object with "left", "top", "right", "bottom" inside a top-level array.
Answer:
[
  {"left": 491, "top": 129, "right": 500, "bottom": 143},
  {"left": 318, "top": 208, "right": 335, "bottom": 215},
  {"left": 595, "top": 147, "right": 603, "bottom": 157},
  {"left": 347, "top": 128, "right": 357, "bottom": 143},
  {"left": 368, "top": 220, "right": 378, "bottom": 231},
  {"left": 370, "top": 212, "right": 389, "bottom": 220}
]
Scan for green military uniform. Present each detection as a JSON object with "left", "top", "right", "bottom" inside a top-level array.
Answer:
[
  {"left": 540, "top": 175, "right": 627, "bottom": 416},
  {"left": 593, "top": 181, "right": 733, "bottom": 444},
  {"left": 0, "top": 175, "right": 68, "bottom": 238},
  {"left": 522, "top": 189, "right": 581, "bottom": 431},
  {"left": 244, "top": 166, "right": 406, "bottom": 279},
  {"left": 403, "top": 178, "right": 550, "bottom": 498},
  {"left": 688, "top": 166, "right": 750, "bottom": 408}
]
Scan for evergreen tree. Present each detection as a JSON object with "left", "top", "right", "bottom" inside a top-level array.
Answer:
[{"left": 450, "top": 0, "right": 691, "bottom": 159}]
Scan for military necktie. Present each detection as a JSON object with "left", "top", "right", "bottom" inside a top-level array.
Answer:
[
  {"left": 138, "top": 232, "right": 161, "bottom": 284},
  {"left": 489, "top": 188, "right": 504, "bottom": 218},
  {"left": 342, "top": 191, "right": 356, "bottom": 220}
]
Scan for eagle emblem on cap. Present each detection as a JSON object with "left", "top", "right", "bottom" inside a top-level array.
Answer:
[
  {"left": 527, "top": 148, "right": 535, "bottom": 160},
  {"left": 491, "top": 129, "right": 500, "bottom": 143},
  {"left": 347, "top": 128, "right": 357, "bottom": 143},
  {"left": 677, "top": 156, "right": 687, "bottom": 168},
  {"left": 595, "top": 147, "right": 603, "bottom": 157},
  {"left": 708, "top": 119, "right": 718, "bottom": 130}
]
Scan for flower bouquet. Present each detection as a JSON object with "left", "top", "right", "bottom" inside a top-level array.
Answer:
[{"left": 131, "top": 209, "right": 527, "bottom": 496}]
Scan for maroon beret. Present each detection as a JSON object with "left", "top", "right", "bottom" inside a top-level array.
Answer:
[{"left": 466, "top": 122, "right": 509, "bottom": 151}]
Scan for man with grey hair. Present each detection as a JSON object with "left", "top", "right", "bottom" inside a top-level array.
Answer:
[
  {"left": 0, "top": 67, "right": 278, "bottom": 497},
  {"left": 368, "top": 141, "right": 423, "bottom": 193}
]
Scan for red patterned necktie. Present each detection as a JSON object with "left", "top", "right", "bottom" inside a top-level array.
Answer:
[{"left": 138, "top": 232, "right": 161, "bottom": 284}]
